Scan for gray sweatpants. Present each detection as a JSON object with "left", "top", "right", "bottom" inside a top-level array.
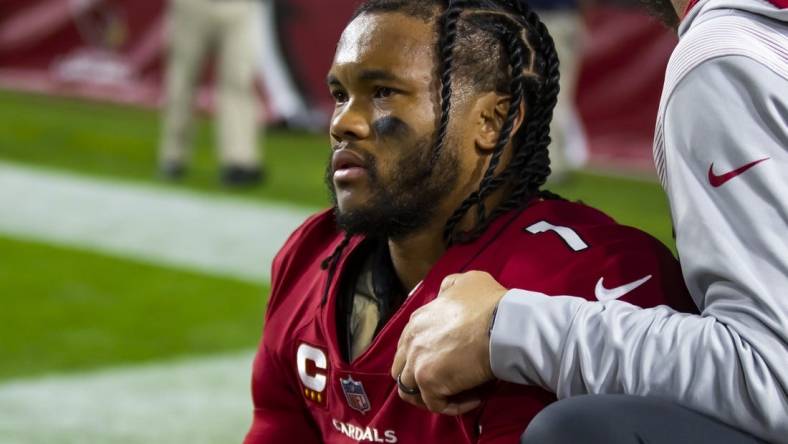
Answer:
[{"left": 521, "top": 395, "right": 767, "bottom": 444}]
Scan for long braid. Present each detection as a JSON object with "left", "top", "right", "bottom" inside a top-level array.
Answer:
[
  {"left": 477, "top": 6, "right": 562, "bottom": 238},
  {"left": 472, "top": 22, "right": 527, "bottom": 227},
  {"left": 442, "top": 0, "right": 563, "bottom": 244},
  {"left": 510, "top": 1, "right": 562, "bottom": 200},
  {"left": 430, "top": 1, "right": 464, "bottom": 166},
  {"left": 320, "top": 231, "right": 353, "bottom": 271},
  {"left": 319, "top": 231, "right": 353, "bottom": 305},
  {"left": 443, "top": 15, "right": 529, "bottom": 244}
]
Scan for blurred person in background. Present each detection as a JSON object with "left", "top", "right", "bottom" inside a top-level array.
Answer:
[
  {"left": 159, "top": 0, "right": 264, "bottom": 186},
  {"left": 532, "top": 0, "right": 588, "bottom": 182}
]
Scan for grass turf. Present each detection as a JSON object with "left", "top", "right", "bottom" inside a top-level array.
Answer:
[
  {"left": 0, "top": 234, "right": 267, "bottom": 382},
  {"left": 0, "top": 89, "right": 674, "bottom": 246},
  {"left": 0, "top": 89, "right": 330, "bottom": 208}
]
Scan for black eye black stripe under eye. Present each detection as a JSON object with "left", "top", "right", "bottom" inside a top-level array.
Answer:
[{"left": 372, "top": 116, "right": 411, "bottom": 139}]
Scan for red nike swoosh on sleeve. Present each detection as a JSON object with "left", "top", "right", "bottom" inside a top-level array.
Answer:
[{"left": 708, "top": 158, "right": 770, "bottom": 188}]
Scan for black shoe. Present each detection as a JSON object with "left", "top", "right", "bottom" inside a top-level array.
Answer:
[
  {"left": 221, "top": 165, "right": 264, "bottom": 187},
  {"left": 160, "top": 162, "right": 186, "bottom": 181}
]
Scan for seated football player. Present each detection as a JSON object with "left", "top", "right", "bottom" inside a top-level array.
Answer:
[{"left": 245, "top": 0, "right": 697, "bottom": 443}]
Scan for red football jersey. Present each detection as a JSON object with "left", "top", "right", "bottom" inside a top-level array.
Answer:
[{"left": 245, "top": 200, "right": 696, "bottom": 444}]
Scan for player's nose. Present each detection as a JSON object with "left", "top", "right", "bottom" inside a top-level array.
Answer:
[{"left": 330, "top": 101, "right": 371, "bottom": 142}]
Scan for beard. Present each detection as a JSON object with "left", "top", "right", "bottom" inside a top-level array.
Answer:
[
  {"left": 326, "top": 133, "right": 459, "bottom": 240},
  {"left": 640, "top": 0, "right": 679, "bottom": 28}
]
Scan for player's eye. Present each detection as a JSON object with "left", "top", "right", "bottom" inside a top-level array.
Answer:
[
  {"left": 373, "top": 87, "right": 396, "bottom": 99},
  {"left": 331, "top": 90, "right": 348, "bottom": 104}
]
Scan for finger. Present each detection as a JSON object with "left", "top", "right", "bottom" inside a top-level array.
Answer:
[
  {"left": 440, "top": 398, "right": 482, "bottom": 416},
  {"left": 396, "top": 364, "right": 426, "bottom": 408},
  {"left": 391, "top": 328, "right": 411, "bottom": 380},
  {"left": 398, "top": 363, "right": 418, "bottom": 393},
  {"left": 399, "top": 390, "right": 427, "bottom": 409},
  {"left": 439, "top": 273, "right": 460, "bottom": 293},
  {"left": 420, "top": 389, "right": 451, "bottom": 414},
  {"left": 414, "top": 369, "right": 453, "bottom": 414}
]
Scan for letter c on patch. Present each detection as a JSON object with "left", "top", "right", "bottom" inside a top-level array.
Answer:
[{"left": 297, "top": 343, "right": 327, "bottom": 392}]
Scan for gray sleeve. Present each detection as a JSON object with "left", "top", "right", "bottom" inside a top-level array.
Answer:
[{"left": 489, "top": 55, "right": 788, "bottom": 442}]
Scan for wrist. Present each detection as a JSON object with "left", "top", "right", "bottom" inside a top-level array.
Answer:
[{"left": 487, "top": 299, "right": 501, "bottom": 337}]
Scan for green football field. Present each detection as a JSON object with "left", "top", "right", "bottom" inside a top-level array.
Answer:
[
  {"left": 0, "top": 89, "right": 674, "bottom": 442},
  {"left": 0, "top": 235, "right": 267, "bottom": 382}
]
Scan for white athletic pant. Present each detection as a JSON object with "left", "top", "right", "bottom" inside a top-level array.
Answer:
[{"left": 160, "top": 0, "right": 262, "bottom": 168}]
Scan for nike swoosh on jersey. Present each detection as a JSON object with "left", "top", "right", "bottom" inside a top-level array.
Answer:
[
  {"left": 708, "top": 158, "right": 770, "bottom": 188},
  {"left": 594, "top": 275, "right": 652, "bottom": 302}
]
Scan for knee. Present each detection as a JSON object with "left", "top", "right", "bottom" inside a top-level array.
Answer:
[{"left": 520, "top": 396, "right": 616, "bottom": 444}]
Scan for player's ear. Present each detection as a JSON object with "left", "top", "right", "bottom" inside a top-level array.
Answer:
[{"left": 474, "top": 92, "right": 526, "bottom": 152}]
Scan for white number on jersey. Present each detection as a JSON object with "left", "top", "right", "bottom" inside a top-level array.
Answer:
[{"left": 525, "top": 221, "right": 589, "bottom": 252}]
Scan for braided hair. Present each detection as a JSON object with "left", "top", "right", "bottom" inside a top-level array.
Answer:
[{"left": 323, "top": 0, "right": 562, "bottom": 271}]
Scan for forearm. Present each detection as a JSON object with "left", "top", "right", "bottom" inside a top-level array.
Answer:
[{"left": 490, "top": 292, "right": 788, "bottom": 442}]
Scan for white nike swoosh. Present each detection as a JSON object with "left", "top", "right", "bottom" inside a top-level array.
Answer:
[{"left": 594, "top": 275, "right": 652, "bottom": 302}]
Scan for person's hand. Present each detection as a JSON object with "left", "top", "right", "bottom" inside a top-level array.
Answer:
[{"left": 391, "top": 270, "right": 508, "bottom": 415}]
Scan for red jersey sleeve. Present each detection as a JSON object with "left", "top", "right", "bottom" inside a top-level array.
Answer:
[
  {"left": 244, "top": 344, "right": 322, "bottom": 444},
  {"left": 570, "top": 226, "right": 697, "bottom": 313},
  {"left": 264, "top": 210, "right": 334, "bottom": 321},
  {"left": 245, "top": 211, "right": 336, "bottom": 444}
]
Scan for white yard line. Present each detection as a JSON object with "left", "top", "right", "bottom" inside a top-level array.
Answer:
[
  {"left": 0, "top": 161, "right": 314, "bottom": 283},
  {"left": 0, "top": 352, "right": 255, "bottom": 444},
  {"left": 0, "top": 162, "right": 319, "bottom": 442}
]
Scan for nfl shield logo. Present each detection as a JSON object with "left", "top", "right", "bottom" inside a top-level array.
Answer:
[{"left": 340, "top": 376, "right": 371, "bottom": 414}]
